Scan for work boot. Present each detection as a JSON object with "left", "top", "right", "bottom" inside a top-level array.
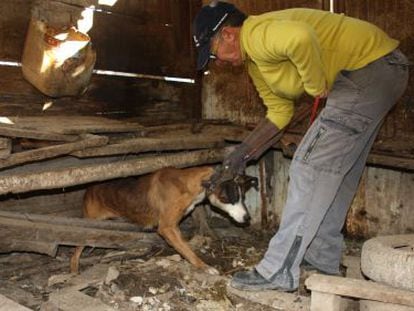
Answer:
[{"left": 230, "top": 269, "right": 297, "bottom": 292}]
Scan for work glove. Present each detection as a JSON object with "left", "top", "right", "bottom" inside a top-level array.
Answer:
[
  {"left": 211, "top": 118, "right": 280, "bottom": 187},
  {"left": 222, "top": 143, "right": 250, "bottom": 176},
  {"left": 204, "top": 118, "right": 280, "bottom": 194}
]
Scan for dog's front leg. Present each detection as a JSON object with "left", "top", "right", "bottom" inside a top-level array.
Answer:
[
  {"left": 70, "top": 246, "right": 85, "bottom": 274},
  {"left": 158, "top": 225, "right": 219, "bottom": 275}
]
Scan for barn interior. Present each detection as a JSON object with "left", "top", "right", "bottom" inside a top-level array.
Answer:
[{"left": 0, "top": 0, "right": 413, "bottom": 310}]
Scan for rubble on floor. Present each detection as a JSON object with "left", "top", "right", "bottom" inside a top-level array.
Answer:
[{"left": 0, "top": 225, "right": 364, "bottom": 311}]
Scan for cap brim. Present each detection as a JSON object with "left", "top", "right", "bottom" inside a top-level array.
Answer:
[{"left": 197, "top": 42, "right": 211, "bottom": 71}]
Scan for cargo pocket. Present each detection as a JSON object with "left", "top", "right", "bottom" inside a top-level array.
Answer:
[{"left": 295, "top": 107, "right": 372, "bottom": 174}]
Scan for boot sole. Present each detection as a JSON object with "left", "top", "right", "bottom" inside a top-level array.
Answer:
[{"left": 230, "top": 280, "right": 296, "bottom": 292}]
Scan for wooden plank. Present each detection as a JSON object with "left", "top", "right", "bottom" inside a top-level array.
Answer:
[
  {"left": 0, "top": 211, "right": 144, "bottom": 233},
  {"left": 305, "top": 274, "right": 414, "bottom": 307},
  {"left": 0, "top": 134, "right": 108, "bottom": 169},
  {"left": 71, "top": 135, "right": 225, "bottom": 158},
  {"left": 0, "top": 123, "right": 78, "bottom": 141},
  {"left": 0, "top": 294, "right": 32, "bottom": 311},
  {"left": 2, "top": 116, "right": 143, "bottom": 135},
  {"left": 0, "top": 217, "right": 160, "bottom": 252},
  {"left": 0, "top": 148, "right": 229, "bottom": 195},
  {"left": 366, "top": 153, "right": 414, "bottom": 171},
  {"left": 360, "top": 300, "right": 414, "bottom": 311}
]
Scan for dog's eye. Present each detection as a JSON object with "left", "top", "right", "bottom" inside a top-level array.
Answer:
[{"left": 219, "top": 181, "right": 240, "bottom": 204}]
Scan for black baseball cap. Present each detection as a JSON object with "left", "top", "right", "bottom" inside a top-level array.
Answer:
[{"left": 192, "top": 1, "right": 238, "bottom": 70}]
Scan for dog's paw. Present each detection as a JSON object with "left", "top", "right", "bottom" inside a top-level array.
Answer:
[{"left": 205, "top": 265, "right": 220, "bottom": 275}]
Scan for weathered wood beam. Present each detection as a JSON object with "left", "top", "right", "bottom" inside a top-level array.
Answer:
[
  {"left": 305, "top": 274, "right": 414, "bottom": 307},
  {"left": 0, "top": 216, "right": 161, "bottom": 256},
  {"left": 71, "top": 136, "right": 225, "bottom": 158},
  {"left": 0, "top": 148, "right": 229, "bottom": 195},
  {"left": 366, "top": 153, "right": 414, "bottom": 171},
  {"left": 0, "top": 123, "right": 78, "bottom": 141},
  {"left": 0, "top": 134, "right": 108, "bottom": 169},
  {"left": 0, "top": 211, "right": 142, "bottom": 232}
]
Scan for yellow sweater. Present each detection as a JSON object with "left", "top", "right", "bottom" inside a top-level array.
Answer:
[{"left": 240, "top": 8, "right": 399, "bottom": 129}]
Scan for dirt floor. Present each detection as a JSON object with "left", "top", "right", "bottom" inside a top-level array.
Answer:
[{"left": 0, "top": 218, "right": 364, "bottom": 311}]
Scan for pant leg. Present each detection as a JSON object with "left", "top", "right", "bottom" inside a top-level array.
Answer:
[
  {"left": 255, "top": 50, "right": 409, "bottom": 289},
  {"left": 303, "top": 120, "right": 382, "bottom": 274}
]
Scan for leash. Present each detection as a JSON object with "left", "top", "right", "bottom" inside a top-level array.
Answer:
[{"left": 310, "top": 96, "right": 321, "bottom": 125}]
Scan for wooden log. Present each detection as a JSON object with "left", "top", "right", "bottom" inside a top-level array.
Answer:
[
  {"left": 3, "top": 116, "right": 144, "bottom": 135},
  {"left": 0, "top": 211, "right": 144, "bottom": 232},
  {"left": 71, "top": 135, "right": 225, "bottom": 158},
  {"left": 305, "top": 274, "right": 414, "bottom": 307},
  {"left": 0, "top": 216, "right": 161, "bottom": 255},
  {"left": 0, "top": 123, "right": 78, "bottom": 141},
  {"left": 0, "top": 134, "right": 108, "bottom": 169},
  {"left": 0, "top": 148, "right": 229, "bottom": 195},
  {"left": 366, "top": 153, "right": 414, "bottom": 171}
]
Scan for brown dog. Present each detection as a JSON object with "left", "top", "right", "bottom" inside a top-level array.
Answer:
[{"left": 70, "top": 166, "right": 257, "bottom": 274}]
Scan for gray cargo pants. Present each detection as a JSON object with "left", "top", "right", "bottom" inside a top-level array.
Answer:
[{"left": 256, "top": 49, "right": 409, "bottom": 289}]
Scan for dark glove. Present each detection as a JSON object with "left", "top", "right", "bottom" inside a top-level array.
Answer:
[
  {"left": 204, "top": 118, "right": 280, "bottom": 194},
  {"left": 222, "top": 143, "right": 250, "bottom": 176},
  {"left": 222, "top": 118, "right": 280, "bottom": 175}
]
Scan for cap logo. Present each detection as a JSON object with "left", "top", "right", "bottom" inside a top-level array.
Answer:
[{"left": 212, "top": 12, "right": 229, "bottom": 32}]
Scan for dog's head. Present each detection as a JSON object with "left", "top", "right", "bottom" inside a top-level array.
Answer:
[{"left": 203, "top": 174, "right": 258, "bottom": 225}]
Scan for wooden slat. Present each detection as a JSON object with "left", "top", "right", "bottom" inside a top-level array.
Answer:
[
  {"left": 305, "top": 274, "right": 414, "bottom": 307},
  {"left": 0, "top": 134, "right": 108, "bottom": 169},
  {"left": 0, "top": 217, "right": 160, "bottom": 253},
  {"left": 0, "top": 123, "right": 78, "bottom": 141},
  {"left": 71, "top": 135, "right": 225, "bottom": 158},
  {"left": 0, "top": 211, "right": 143, "bottom": 233},
  {"left": 2, "top": 116, "right": 143, "bottom": 135},
  {"left": 0, "top": 148, "right": 229, "bottom": 195}
]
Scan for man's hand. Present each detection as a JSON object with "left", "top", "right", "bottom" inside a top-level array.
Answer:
[{"left": 222, "top": 143, "right": 250, "bottom": 176}]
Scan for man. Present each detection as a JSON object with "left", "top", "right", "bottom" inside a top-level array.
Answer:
[{"left": 193, "top": 2, "right": 409, "bottom": 291}]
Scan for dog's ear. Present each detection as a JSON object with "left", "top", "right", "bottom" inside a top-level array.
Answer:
[{"left": 236, "top": 175, "right": 259, "bottom": 193}]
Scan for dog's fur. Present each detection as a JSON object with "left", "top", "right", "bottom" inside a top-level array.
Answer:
[{"left": 70, "top": 166, "right": 257, "bottom": 274}]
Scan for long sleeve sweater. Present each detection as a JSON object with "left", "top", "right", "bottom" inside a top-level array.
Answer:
[{"left": 240, "top": 8, "right": 398, "bottom": 128}]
